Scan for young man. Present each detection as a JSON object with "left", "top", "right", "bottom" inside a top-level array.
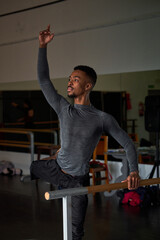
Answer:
[{"left": 30, "top": 25, "right": 140, "bottom": 240}]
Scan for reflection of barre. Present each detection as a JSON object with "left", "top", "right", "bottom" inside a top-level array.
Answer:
[
  {"left": 45, "top": 178, "right": 160, "bottom": 240},
  {"left": 45, "top": 178, "right": 160, "bottom": 200},
  {"left": 0, "top": 129, "right": 34, "bottom": 162}
]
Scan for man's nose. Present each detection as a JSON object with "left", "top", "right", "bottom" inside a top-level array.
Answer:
[{"left": 68, "top": 80, "right": 73, "bottom": 85}]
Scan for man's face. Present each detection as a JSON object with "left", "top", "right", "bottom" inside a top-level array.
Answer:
[{"left": 67, "top": 70, "right": 91, "bottom": 98}]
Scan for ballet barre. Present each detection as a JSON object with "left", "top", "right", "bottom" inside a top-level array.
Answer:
[{"left": 45, "top": 178, "right": 160, "bottom": 240}]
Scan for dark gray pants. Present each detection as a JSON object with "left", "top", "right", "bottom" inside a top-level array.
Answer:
[{"left": 30, "top": 159, "right": 89, "bottom": 240}]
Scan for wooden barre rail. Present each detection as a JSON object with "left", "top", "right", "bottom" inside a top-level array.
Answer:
[
  {"left": 4, "top": 120, "right": 59, "bottom": 126},
  {"left": 0, "top": 129, "right": 33, "bottom": 134},
  {"left": 87, "top": 178, "right": 160, "bottom": 194},
  {"left": 0, "top": 142, "right": 31, "bottom": 148},
  {"left": 21, "top": 128, "right": 59, "bottom": 132},
  {"left": 0, "top": 128, "right": 59, "bottom": 132},
  {"left": 0, "top": 139, "right": 59, "bottom": 147},
  {"left": 0, "top": 141, "right": 60, "bottom": 150},
  {"left": 45, "top": 178, "right": 160, "bottom": 200}
]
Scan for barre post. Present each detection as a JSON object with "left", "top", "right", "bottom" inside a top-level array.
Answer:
[
  {"left": 63, "top": 196, "right": 72, "bottom": 240},
  {"left": 27, "top": 131, "right": 34, "bottom": 162}
]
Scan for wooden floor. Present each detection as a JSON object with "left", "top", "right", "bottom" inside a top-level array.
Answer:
[{"left": 0, "top": 175, "right": 160, "bottom": 240}]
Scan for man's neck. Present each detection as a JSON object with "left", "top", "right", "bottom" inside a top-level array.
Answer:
[{"left": 74, "top": 95, "right": 91, "bottom": 105}]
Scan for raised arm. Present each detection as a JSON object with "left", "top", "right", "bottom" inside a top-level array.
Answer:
[{"left": 37, "top": 25, "right": 68, "bottom": 115}]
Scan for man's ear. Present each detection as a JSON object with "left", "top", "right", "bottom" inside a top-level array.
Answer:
[{"left": 85, "top": 82, "right": 92, "bottom": 91}]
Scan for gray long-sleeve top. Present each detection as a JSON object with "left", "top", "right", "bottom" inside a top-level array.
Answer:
[{"left": 38, "top": 48, "right": 138, "bottom": 176}]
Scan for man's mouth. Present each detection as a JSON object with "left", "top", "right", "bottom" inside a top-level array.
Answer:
[{"left": 67, "top": 87, "right": 73, "bottom": 92}]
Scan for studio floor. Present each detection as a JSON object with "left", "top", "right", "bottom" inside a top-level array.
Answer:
[{"left": 0, "top": 175, "right": 160, "bottom": 240}]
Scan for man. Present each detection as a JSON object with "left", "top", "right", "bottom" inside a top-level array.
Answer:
[{"left": 30, "top": 25, "right": 140, "bottom": 240}]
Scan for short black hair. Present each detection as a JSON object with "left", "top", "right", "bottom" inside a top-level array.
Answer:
[{"left": 74, "top": 65, "right": 97, "bottom": 87}]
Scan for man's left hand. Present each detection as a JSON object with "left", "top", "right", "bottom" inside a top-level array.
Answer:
[{"left": 122, "top": 171, "right": 140, "bottom": 190}]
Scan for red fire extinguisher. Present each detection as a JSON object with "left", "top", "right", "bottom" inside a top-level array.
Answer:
[{"left": 139, "top": 102, "right": 144, "bottom": 116}]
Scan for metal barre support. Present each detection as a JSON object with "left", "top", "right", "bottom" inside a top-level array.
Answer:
[
  {"left": 25, "top": 129, "right": 58, "bottom": 145},
  {"left": 63, "top": 196, "right": 72, "bottom": 240},
  {"left": 29, "top": 132, "right": 34, "bottom": 162},
  {"left": 45, "top": 178, "right": 160, "bottom": 240},
  {"left": 51, "top": 130, "right": 58, "bottom": 145},
  {"left": 45, "top": 187, "right": 88, "bottom": 200},
  {"left": 20, "top": 128, "right": 58, "bottom": 145},
  {"left": 45, "top": 187, "right": 88, "bottom": 240}
]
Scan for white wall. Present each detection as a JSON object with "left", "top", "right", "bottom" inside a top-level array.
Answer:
[
  {"left": 0, "top": 0, "right": 160, "bottom": 83},
  {"left": 0, "top": 0, "right": 160, "bottom": 141}
]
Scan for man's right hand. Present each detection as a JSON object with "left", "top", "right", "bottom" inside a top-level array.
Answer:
[{"left": 39, "top": 25, "right": 54, "bottom": 48}]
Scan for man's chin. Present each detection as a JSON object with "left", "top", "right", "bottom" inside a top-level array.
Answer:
[{"left": 68, "top": 93, "right": 76, "bottom": 98}]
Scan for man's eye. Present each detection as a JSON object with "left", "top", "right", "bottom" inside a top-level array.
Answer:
[{"left": 74, "top": 79, "right": 78, "bottom": 82}]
